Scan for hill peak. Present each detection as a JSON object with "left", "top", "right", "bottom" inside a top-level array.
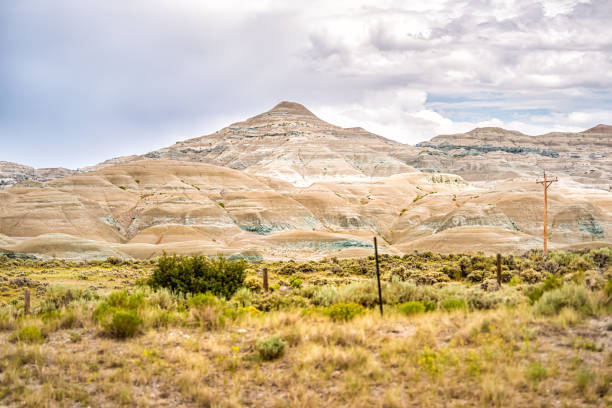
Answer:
[
  {"left": 466, "top": 127, "right": 525, "bottom": 136},
  {"left": 582, "top": 124, "right": 612, "bottom": 134},
  {"left": 267, "top": 101, "right": 317, "bottom": 118}
]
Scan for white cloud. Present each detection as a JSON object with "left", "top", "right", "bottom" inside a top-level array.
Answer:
[
  {"left": 314, "top": 87, "right": 610, "bottom": 143},
  {"left": 1, "top": 0, "right": 611, "bottom": 167}
]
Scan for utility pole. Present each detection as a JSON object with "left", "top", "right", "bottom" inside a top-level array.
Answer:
[{"left": 536, "top": 171, "right": 558, "bottom": 257}]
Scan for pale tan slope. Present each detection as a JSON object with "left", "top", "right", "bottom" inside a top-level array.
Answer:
[
  {"left": 389, "top": 180, "right": 612, "bottom": 251},
  {"left": 288, "top": 173, "right": 470, "bottom": 241},
  {"left": 2, "top": 160, "right": 328, "bottom": 242},
  {"left": 395, "top": 228, "right": 543, "bottom": 254},
  {"left": 10, "top": 234, "right": 130, "bottom": 259},
  {"left": 1, "top": 169, "right": 610, "bottom": 259},
  {"left": 0, "top": 233, "right": 17, "bottom": 247},
  {"left": 0, "top": 186, "right": 125, "bottom": 243},
  {"left": 0, "top": 159, "right": 473, "bottom": 259},
  {"left": 1, "top": 156, "right": 610, "bottom": 259}
]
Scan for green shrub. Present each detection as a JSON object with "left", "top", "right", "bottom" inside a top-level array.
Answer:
[
  {"left": 231, "top": 287, "right": 254, "bottom": 307},
  {"left": 338, "top": 281, "right": 380, "bottom": 307},
  {"left": 107, "top": 256, "right": 123, "bottom": 265},
  {"left": 278, "top": 263, "right": 296, "bottom": 275},
  {"left": 107, "top": 290, "right": 144, "bottom": 310},
  {"left": 58, "top": 309, "right": 80, "bottom": 329},
  {"left": 605, "top": 278, "right": 612, "bottom": 298},
  {"left": 289, "top": 276, "right": 302, "bottom": 288},
  {"left": 301, "top": 285, "right": 339, "bottom": 306},
  {"left": 93, "top": 290, "right": 146, "bottom": 338},
  {"left": 423, "top": 300, "right": 437, "bottom": 312},
  {"left": 541, "top": 275, "right": 564, "bottom": 292},
  {"left": 244, "top": 275, "right": 262, "bottom": 292},
  {"left": 188, "top": 293, "right": 222, "bottom": 308},
  {"left": 252, "top": 292, "right": 310, "bottom": 312},
  {"left": 527, "top": 275, "right": 564, "bottom": 303},
  {"left": 525, "top": 362, "right": 547, "bottom": 388},
  {"left": 520, "top": 268, "right": 543, "bottom": 284},
  {"left": 145, "top": 288, "right": 178, "bottom": 310},
  {"left": 256, "top": 335, "right": 286, "bottom": 361},
  {"left": 590, "top": 247, "right": 611, "bottom": 268},
  {"left": 148, "top": 254, "right": 246, "bottom": 299},
  {"left": 323, "top": 302, "right": 365, "bottom": 321},
  {"left": 458, "top": 256, "right": 471, "bottom": 278},
  {"left": 399, "top": 301, "right": 426, "bottom": 315},
  {"left": 187, "top": 293, "right": 229, "bottom": 329},
  {"left": 576, "top": 367, "right": 593, "bottom": 392},
  {"left": 466, "top": 270, "right": 485, "bottom": 283},
  {"left": 105, "top": 311, "right": 141, "bottom": 339},
  {"left": 441, "top": 297, "right": 467, "bottom": 311},
  {"left": 533, "top": 284, "right": 592, "bottom": 316},
  {"left": 508, "top": 275, "right": 523, "bottom": 286},
  {"left": 0, "top": 305, "right": 17, "bottom": 331},
  {"left": 9, "top": 326, "right": 44, "bottom": 344},
  {"left": 145, "top": 309, "right": 182, "bottom": 328},
  {"left": 38, "top": 285, "right": 95, "bottom": 313}
]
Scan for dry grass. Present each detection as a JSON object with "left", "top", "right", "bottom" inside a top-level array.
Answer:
[
  {"left": 0, "top": 303, "right": 610, "bottom": 407},
  {"left": 0, "top": 252, "right": 610, "bottom": 407}
]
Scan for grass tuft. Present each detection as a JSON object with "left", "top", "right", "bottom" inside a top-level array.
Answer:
[{"left": 256, "top": 335, "right": 286, "bottom": 361}]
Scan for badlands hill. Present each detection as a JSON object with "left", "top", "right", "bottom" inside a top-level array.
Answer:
[
  {"left": 0, "top": 102, "right": 610, "bottom": 259},
  {"left": 0, "top": 161, "right": 76, "bottom": 190},
  {"left": 87, "top": 101, "right": 419, "bottom": 186},
  {"left": 418, "top": 125, "right": 612, "bottom": 189}
]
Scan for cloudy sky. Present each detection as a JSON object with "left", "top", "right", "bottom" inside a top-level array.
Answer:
[{"left": 1, "top": 0, "right": 611, "bottom": 168}]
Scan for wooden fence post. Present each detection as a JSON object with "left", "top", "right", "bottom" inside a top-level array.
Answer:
[
  {"left": 24, "top": 289, "right": 30, "bottom": 315},
  {"left": 496, "top": 253, "right": 502, "bottom": 287},
  {"left": 373, "top": 237, "right": 383, "bottom": 316},
  {"left": 262, "top": 267, "right": 269, "bottom": 292}
]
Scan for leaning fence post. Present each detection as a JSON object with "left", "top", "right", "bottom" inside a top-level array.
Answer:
[
  {"left": 373, "top": 237, "right": 383, "bottom": 316},
  {"left": 262, "top": 267, "right": 269, "bottom": 292},
  {"left": 24, "top": 289, "right": 30, "bottom": 315},
  {"left": 496, "top": 253, "right": 502, "bottom": 287}
]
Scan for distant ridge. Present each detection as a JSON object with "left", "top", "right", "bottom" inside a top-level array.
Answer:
[
  {"left": 1, "top": 100, "right": 610, "bottom": 189},
  {"left": 582, "top": 124, "right": 612, "bottom": 134}
]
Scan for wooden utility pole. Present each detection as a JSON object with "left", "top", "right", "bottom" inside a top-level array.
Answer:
[{"left": 536, "top": 171, "right": 558, "bottom": 257}]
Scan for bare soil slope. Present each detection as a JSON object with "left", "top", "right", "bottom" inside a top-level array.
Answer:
[{"left": 1, "top": 103, "right": 610, "bottom": 259}]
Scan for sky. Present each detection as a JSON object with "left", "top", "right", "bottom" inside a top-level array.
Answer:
[{"left": 1, "top": 0, "right": 611, "bottom": 169}]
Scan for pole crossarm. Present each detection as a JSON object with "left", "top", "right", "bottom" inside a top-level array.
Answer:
[{"left": 536, "top": 179, "right": 558, "bottom": 189}]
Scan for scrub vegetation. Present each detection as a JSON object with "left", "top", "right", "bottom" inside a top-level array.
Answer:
[{"left": 0, "top": 247, "right": 611, "bottom": 407}]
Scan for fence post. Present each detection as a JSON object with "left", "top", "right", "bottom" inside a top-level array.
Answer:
[
  {"left": 262, "top": 267, "right": 269, "bottom": 292},
  {"left": 24, "top": 289, "right": 30, "bottom": 315},
  {"left": 373, "top": 237, "right": 383, "bottom": 316},
  {"left": 496, "top": 253, "right": 502, "bottom": 287}
]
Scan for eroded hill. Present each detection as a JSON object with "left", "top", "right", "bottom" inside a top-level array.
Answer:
[{"left": 0, "top": 102, "right": 610, "bottom": 259}]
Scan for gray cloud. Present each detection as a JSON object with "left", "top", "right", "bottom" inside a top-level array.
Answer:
[{"left": 1, "top": 0, "right": 611, "bottom": 168}]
